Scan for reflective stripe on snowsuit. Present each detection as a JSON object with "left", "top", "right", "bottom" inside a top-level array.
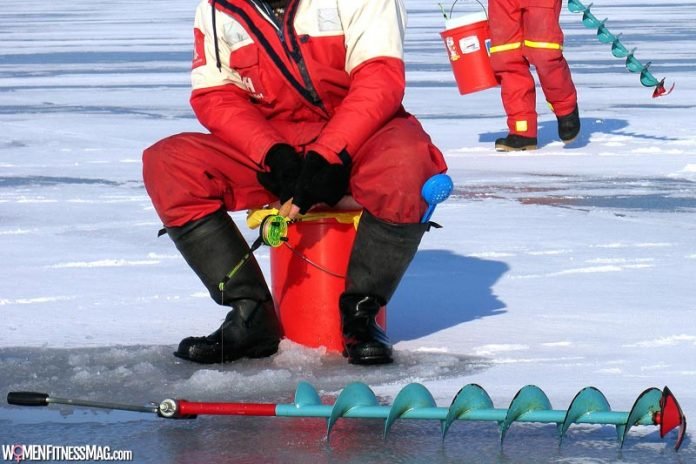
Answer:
[{"left": 488, "top": 0, "right": 578, "bottom": 137}]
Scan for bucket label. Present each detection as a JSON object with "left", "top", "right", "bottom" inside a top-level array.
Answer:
[
  {"left": 458, "top": 35, "right": 481, "bottom": 54},
  {"left": 446, "top": 36, "right": 460, "bottom": 61}
]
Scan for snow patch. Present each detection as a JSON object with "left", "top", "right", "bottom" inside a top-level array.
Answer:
[
  {"left": 555, "top": 265, "right": 624, "bottom": 275},
  {"left": 527, "top": 249, "right": 572, "bottom": 256},
  {"left": 512, "top": 265, "right": 629, "bottom": 279},
  {"left": 16, "top": 198, "right": 58, "bottom": 204},
  {"left": 172, "top": 368, "right": 293, "bottom": 396},
  {"left": 592, "top": 242, "right": 672, "bottom": 249},
  {"left": 272, "top": 339, "right": 326, "bottom": 369},
  {"left": 0, "top": 296, "right": 75, "bottom": 305},
  {"left": 146, "top": 252, "right": 180, "bottom": 259},
  {"left": 632, "top": 147, "right": 683, "bottom": 155},
  {"left": 468, "top": 251, "right": 516, "bottom": 258},
  {"left": 0, "top": 228, "right": 38, "bottom": 235},
  {"left": 668, "top": 164, "right": 696, "bottom": 181},
  {"left": 414, "top": 347, "right": 450, "bottom": 353},
  {"left": 623, "top": 335, "right": 696, "bottom": 348},
  {"left": 622, "top": 264, "right": 654, "bottom": 270},
  {"left": 491, "top": 356, "right": 585, "bottom": 364},
  {"left": 541, "top": 341, "right": 572, "bottom": 347},
  {"left": 595, "top": 368, "right": 623, "bottom": 374},
  {"left": 585, "top": 258, "right": 654, "bottom": 264},
  {"left": 473, "top": 344, "right": 528, "bottom": 356},
  {"left": 48, "top": 259, "right": 160, "bottom": 268}
]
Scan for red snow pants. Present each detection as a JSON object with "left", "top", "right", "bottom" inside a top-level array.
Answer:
[
  {"left": 488, "top": 0, "right": 578, "bottom": 137},
  {"left": 142, "top": 115, "right": 447, "bottom": 227}
]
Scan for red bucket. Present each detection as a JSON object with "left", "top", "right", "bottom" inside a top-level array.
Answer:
[
  {"left": 269, "top": 212, "right": 386, "bottom": 353},
  {"left": 440, "top": 11, "right": 497, "bottom": 95}
]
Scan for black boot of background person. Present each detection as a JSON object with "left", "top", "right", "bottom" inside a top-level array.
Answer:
[
  {"left": 557, "top": 105, "right": 580, "bottom": 144},
  {"left": 494, "top": 134, "right": 538, "bottom": 152},
  {"left": 166, "top": 208, "right": 281, "bottom": 364},
  {"left": 341, "top": 211, "right": 429, "bottom": 365}
]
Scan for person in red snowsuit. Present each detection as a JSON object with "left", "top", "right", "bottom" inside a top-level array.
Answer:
[
  {"left": 488, "top": 0, "right": 581, "bottom": 151},
  {"left": 142, "top": 0, "right": 447, "bottom": 365}
]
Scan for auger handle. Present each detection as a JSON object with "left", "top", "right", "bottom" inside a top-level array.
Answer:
[{"left": 7, "top": 391, "right": 49, "bottom": 406}]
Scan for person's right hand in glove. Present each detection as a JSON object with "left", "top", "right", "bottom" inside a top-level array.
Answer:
[
  {"left": 281, "top": 150, "right": 351, "bottom": 219},
  {"left": 256, "top": 143, "right": 303, "bottom": 204}
]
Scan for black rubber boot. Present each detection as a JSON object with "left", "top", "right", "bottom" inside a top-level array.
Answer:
[
  {"left": 166, "top": 209, "right": 281, "bottom": 364},
  {"left": 494, "top": 134, "right": 538, "bottom": 152},
  {"left": 339, "top": 294, "right": 392, "bottom": 365},
  {"left": 341, "top": 211, "right": 429, "bottom": 365},
  {"left": 557, "top": 105, "right": 580, "bottom": 144}
]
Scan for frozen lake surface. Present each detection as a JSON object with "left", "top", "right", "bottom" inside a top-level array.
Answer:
[{"left": 2, "top": 0, "right": 695, "bottom": 462}]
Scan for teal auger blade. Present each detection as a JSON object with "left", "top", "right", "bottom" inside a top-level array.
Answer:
[
  {"left": 582, "top": 9, "right": 603, "bottom": 28},
  {"left": 443, "top": 384, "right": 494, "bottom": 440},
  {"left": 611, "top": 35, "right": 629, "bottom": 58},
  {"left": 294, "top": 381, "right": 322, "bottom": 407},
  {"left": 620, "top": 387, "right": 662, "bottom": 449},
  {"left": 500, "top": 385, "right": 552, "bottom": 446},
  {"left": 639, "top": 64, "right": 659, "bottom": 87},
  {"left": 560, "top": 387, "right": 612, "bottom": 446},
  {"left": 327, "top": 382, "right": 378, "bottom": 438},
  {"left": 626, "top": 52, "right": 644, "bottom": 73},
  {"left": 597, "top": 23, "right": 615, "bottom": 44},
  {"left": 385, "top": 383, "right": 437, "bottom": 439},
  {"left": 568, "top": 0, "right": 588, "bottom": 13}
]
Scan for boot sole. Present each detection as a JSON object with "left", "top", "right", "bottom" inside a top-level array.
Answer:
[
  {"left": 495, "top": 144, "right": 538, "bottom": 152},
  {"left": 348, "top": 355, "right": 394, "bottom": 365},
  {"left": 173, "top": 339, "right": 279, "bottom": 364},
  {"left": 561, "top": 134, "right": 579, "bottom": 145},
  {"left": 343, "top": 347, "right": 394, "bottom": 365}
]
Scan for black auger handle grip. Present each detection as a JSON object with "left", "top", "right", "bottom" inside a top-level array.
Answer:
[{"left": 7, "top": 391, "right": 49, "bottom": 406}]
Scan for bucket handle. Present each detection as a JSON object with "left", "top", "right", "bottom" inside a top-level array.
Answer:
[
  {"left": 282, "top": 241, "right": 346, "bottom": 279},
  {"left": 439, "top": 0, "right": 488, "bottom": 20}
]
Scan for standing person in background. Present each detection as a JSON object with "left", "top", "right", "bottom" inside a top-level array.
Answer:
[
  {"left": 488, "top": 0, "right": 581, "bottom": 151},
  {"left": 142, "top": 0, "right": 446, "bottom": 365}
]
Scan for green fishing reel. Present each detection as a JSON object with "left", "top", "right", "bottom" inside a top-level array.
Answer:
[
  {"left": 259, "top": 214, "right": 288, "bottom": 247},
  {"left": 218, "top": 214, "right": 289, "bottom": 292}
]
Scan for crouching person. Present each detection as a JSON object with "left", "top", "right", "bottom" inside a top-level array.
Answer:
[{"left": 142, "top": 0, "right": 447, "bottom": 365}]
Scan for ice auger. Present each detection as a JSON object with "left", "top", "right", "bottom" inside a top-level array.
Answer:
[
  {"left": 567, "top": 0, "right": 674, "bottom": 97},
  {"left": 7, "top": 381, "right": 686, "bottom": 450}
]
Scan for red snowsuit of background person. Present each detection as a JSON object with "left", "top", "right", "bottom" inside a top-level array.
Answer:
[
  {"left": 142, "top": 0, "right": 446, "bottom": 228},
  {"left": 488, "top": 0, "right": 578, "bottom": 138}
]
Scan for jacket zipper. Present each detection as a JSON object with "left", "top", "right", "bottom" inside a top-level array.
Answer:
[{"left": 248, "top": 0, "right": 325, "bottom": 112}]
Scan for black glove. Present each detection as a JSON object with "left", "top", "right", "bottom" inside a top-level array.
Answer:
[
  {"left": 256, "top": 144, "right": 303, "bottom": 203},
  {"left": 293, "top": 150, "right": 351, "bottom": 214}
]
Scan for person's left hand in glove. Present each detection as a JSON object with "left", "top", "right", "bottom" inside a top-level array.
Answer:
[
  {"left": 256, "top": 143, "right": 303, "bottom": 204},
  {"left": 281, "top": 150, "right": 351, "bottom": 219}
]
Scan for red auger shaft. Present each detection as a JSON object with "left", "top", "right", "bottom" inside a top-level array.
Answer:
[{"left": 176, "top": 400, "right": 276, "bottom": 417}]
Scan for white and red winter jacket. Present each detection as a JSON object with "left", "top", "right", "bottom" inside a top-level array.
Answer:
[{"left": 190, "top": 0, "right": 409, "bottom": 166}]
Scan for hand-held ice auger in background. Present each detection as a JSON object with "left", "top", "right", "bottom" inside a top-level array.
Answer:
[
  {"left": 7, "top": 381, "right": 686, "bottom": 451},
  {"left": 567, "top": 0, "right": 674, "bottom": 98}
]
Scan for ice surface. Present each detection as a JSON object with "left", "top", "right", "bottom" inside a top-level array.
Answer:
[{"left": 1, "top": 0, "right": 695, "bottom": 461}]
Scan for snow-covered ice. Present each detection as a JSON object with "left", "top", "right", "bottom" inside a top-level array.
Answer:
[{"left": 1, "top": 0, "right": 695, "bottom": 462}]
